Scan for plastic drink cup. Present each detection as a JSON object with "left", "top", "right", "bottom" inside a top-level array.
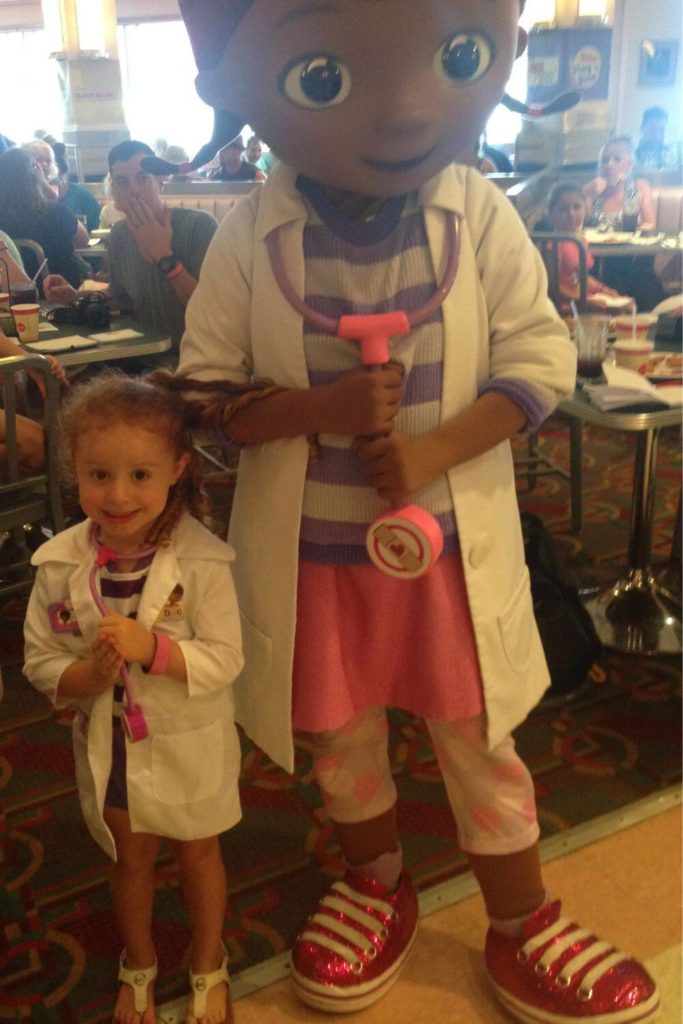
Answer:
[
  {"left": 574, "top": 314, "right": 609, "bottom": 382},
  {"left": 11, "top": 303, "right": 40, "bottom": 343},
  {"left": 613, "top": 339, "right": 655, "bottom": 372}
]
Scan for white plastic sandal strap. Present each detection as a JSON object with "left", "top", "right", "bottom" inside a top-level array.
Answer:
[
  {"left": 189, "top": 945, "right": 230, "bottom": 1018},
  {"left": 118, "top": 950, "right": 158, "bottom": 1014}
]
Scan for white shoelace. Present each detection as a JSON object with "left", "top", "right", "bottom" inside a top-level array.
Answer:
[
  {"left": 520, "top": 916, "right": 628, "bottom": 998},
  {"left": 300, "top": 881, "right": 393, "bottom": 969}
]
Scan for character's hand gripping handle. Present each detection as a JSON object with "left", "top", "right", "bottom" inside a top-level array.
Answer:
[{"left": 338, "top": 312, "right": 444, "bottom": 580}]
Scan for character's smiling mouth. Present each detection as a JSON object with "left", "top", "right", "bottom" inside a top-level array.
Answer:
[{"left": 362, "top": 146, "right": 437, "bottom": 173}]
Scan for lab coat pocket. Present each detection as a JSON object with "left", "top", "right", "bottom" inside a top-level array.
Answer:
[
  {"left": 497, "top": 569, "right": 534, "bottom": 673},
  {"left": 151, "top": 719, "right": 222, "bottom": 805}
]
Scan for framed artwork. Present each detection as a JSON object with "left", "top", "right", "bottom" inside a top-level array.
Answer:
[{"left": 638, "top": 39, "right": 678, "bottom": 87}]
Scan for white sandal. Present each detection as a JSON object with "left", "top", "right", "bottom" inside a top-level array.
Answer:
[
  {"left": 188, "top": 944, "right": 230, "bottom": 1020},
  {"left": 117, "top": 949, "right": 157, "bottom": 1014}
]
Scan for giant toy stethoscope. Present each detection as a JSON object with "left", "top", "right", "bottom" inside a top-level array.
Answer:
[
  {"left": 88, "top": 528, "right": 156, "bottom": 742},
  {"left": 265, "top": 214, "right": 461, "bottom": 580}
]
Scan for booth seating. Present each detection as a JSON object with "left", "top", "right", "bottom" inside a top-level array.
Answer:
[{"left": 160, "top": 180, "right": 260, "bottom": 224}]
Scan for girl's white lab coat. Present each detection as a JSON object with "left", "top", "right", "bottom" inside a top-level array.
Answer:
[
  {"left": 181, "top": 163, "right": 578, "bottom": 773},
  {"left": 23, "top": 515, "right": 244, "bottom": 860}
]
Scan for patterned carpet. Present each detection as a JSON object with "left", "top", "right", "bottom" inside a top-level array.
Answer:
[{"left": 1, "top": 417, "right": 681, "bottom": 1020}]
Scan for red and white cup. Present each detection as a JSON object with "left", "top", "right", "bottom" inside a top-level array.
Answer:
[{"left": 11, "top": 302, "right": 40, "bottom": 343}]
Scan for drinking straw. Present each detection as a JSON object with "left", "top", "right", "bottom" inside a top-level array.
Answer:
[
  {"left": 31, "top": 258, "right": 48, "bottom": 285},
  {"left": 631, "top": 303, "right": 636, "bottom": 341},
  {"left": 570, "top": 300, "right": 584, "bottom": 339}
]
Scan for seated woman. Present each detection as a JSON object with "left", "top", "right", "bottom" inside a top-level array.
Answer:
[
  {"left": 582, "top": 136, "right": 664, "bottom": 311},
  {"left": 0, "top": 331, "right": 67, "bottom": 471},
  {"left": 52, "top": 142, "right": 101, "bottom": 232},
  {"left": 0, "top": 230, "right": 33, "bottom": 292},
  {"left": 545, "top": 182, "right": 634, "bottom": 314},
  {"left": 0, "top": 147, "right": 90, "bottom": 288}
]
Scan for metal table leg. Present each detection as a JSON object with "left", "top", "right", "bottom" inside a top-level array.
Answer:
[{"left": 584, "top": 427, "right": 682, "bottom": 655}]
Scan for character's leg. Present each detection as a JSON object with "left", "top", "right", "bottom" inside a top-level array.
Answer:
[
  {"left": 103, "top": 805, "right": 160, "bottom": 1024},
  {"left": 171, "top": 835, "right": 231, "bottom": 1024},
  {"left": 292, "top": 707, "right": 418, "bottom": 1013},
  {"left": 428, "top": 716, "right": 659, "bottom": 1024}
]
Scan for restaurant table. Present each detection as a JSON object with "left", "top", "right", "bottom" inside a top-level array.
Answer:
[
  {"left": 558, "top": 379, "right": 681, "bottom": 656},
  {"left": 19, "top": 315, "right": 172, "bottom": 369},
  {"left": 583, "top": 229, "right": 682, "bottom": 259}
]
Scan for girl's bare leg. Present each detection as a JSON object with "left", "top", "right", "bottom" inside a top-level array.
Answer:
[
  {"left": 103, "top": 806, "right": 161, "bottom": 1024},
  {"left": 172, "top": 835, "right": 232, "bottom": 1024}
]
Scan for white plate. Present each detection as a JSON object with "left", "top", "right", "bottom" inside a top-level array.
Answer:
[
  {"left": 26, "top": 335, "right": 96, "bottom": 353},
  {"left": 89, "top": 329, "right": 145, "bottom": 343},
  {"left": 640, "top": 353, "right": 683, "bottom": 382}
]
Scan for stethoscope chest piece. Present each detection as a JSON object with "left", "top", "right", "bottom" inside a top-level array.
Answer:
[{"left": 366, "top": 504, "right": 444, "bottom": 580}]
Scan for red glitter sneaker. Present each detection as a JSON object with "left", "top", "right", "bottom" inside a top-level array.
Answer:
[
  {"left": 486, "top": 900, "right": 660, "bottom": 1023},
  {"left": 291, "top": 870, "right": 419, "bottom": 1013}
]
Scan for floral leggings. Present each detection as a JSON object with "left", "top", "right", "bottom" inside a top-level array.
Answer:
[{"left": 306, "top": 707, "right": 540, "bottom": 856}]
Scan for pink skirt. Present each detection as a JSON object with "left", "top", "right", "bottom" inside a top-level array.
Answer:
[{"left": 292, "top": 553, "right": 484, "bottom": 732}]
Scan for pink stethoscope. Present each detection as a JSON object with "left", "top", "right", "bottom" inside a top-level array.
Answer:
[
  {"left": 89, "top": 527, "right": 156, "bottom": 742},
  {"left": 266, "top": 212, "right": 461, "bottom": 579}
]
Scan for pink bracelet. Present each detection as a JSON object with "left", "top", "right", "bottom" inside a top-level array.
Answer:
[{"left": 145, "top": 632, "right": 172, "bottom": 675}]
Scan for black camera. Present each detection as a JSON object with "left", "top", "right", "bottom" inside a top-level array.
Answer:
[{"left": 47, "top": 293, "right": 111, "bottom": 330}]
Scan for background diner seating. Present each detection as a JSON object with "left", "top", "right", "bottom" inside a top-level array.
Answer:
[{"left": 0, "top": 353, "right": 63, "bottom": 602}]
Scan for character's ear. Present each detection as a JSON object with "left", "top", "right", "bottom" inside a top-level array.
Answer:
[{"left": 516, "top": 27, "right": 528, "bottom": 59}]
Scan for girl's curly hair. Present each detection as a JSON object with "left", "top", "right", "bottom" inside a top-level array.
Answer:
[{"left": 59, "top": 370, "right": 210, "bottom": 546}]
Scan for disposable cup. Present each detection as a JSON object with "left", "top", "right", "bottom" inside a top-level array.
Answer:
[
  {"left": 11, "top": 303, "right": 41, "bottom": 343},
  {"left": 613, "top": 314, "right": 657, "bottom": 337},
  {"left": 613, "top": 339, "right": 655, "bottom": 372},
  {"left": 574, "top": 315, "right": 609, "bottom": 382}
]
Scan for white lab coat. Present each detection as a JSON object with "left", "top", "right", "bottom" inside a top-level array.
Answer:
[
  {"left": 23, "top": 515, "right": 244, "bottom": 860},
  {"left": 180, "top": 162, "right": 577, "bottom": 773}
]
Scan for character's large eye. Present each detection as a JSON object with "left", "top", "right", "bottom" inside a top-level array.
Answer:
[
  {"left": 280, "top": 55, "right": 351, "bottom": 109},
  {"left": 437, "top": 32, "right": 494, "bottom": 84}
]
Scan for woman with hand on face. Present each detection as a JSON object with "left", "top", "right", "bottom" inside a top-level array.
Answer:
[{"left": 582, "top": 137, "right": 664, "bottom": 310}]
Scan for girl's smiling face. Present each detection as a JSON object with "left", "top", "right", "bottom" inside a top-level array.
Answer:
[{"left": 197, "top": 0, "right": 525, "bottom": 196}]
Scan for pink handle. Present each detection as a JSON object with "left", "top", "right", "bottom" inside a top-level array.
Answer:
[{"left": 338, "top": 311, "right": 410, "bottom": 367}]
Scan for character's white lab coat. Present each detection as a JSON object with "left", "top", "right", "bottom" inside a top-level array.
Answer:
[
  {"left": 23, "top": 515, "right": 244, "bottom": 860},
  {"left": 180, "top": 163, "right": 577, "bottom": 773}
]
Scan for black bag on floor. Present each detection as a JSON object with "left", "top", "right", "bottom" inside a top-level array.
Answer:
[{"left": 521, "top": 513, "right": 602, "bottom": 701}]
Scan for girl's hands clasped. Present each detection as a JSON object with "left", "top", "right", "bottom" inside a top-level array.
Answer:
[{"left": 97, "top": 612, "right": 156, "bottom": 668}]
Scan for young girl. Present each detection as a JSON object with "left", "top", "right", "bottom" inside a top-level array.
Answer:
[
  {"left": 544, "top": 182, "right": 635, "bottom": 313},
  {"left": 159, "top": 3, "right": 658, "bottom": 1022},
  {"left": 23, "top": 372, "right": 243, "bottom": 1024}
]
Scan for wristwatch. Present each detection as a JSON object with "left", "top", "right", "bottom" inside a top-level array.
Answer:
[{"left": 157, "top": 254, "right": 180, "bottom": 275}]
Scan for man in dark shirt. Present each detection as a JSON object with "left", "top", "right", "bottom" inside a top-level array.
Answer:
[{"left": 210, "top": 139, "right": 266, "bottom": 182}]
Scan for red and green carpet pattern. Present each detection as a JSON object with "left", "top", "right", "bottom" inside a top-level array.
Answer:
[{"left": 1, "top": 419, "right": 680, "bottom": 1020}]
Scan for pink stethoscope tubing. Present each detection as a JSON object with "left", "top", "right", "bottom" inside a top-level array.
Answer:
[
  {"left": 266, "top": 213, "right": 461, "bottom": 579},
  {"left": 88, "top": 528, "right": 157, "bottom": 742}
]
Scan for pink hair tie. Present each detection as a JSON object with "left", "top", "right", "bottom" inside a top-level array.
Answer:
[{"left": 144, "top": 632, "right": 172, "bottom": 675}]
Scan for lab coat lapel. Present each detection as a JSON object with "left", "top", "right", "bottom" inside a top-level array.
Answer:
[{"left": 135, "top": 545, "right": 182, "bottom": 630}]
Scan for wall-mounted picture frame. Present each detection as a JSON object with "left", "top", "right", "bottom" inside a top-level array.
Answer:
[{"left": 638, "top": 39, "right": 678, "bottom": 87}]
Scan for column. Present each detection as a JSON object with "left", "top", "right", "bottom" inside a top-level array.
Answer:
[{"left": 41, "top": 0, "right": 129, "bottom": 181}]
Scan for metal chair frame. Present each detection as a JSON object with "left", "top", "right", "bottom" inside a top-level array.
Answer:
[
  {"left": 514, "top": 233, "right": 588, "bottom": 533},
  {"left": 12, "top": 238, "right": 49, "bottom": 284},
  {"left": 0, "top": 354, "right": 64, "bottom": 600}
]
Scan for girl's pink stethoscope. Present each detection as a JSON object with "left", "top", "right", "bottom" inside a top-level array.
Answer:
[
  {"left": 266, "top": 212, "right": 461, "bottom": 580},
  {"left": 89, "top": 527, "right": 156, "bottom": 742}
]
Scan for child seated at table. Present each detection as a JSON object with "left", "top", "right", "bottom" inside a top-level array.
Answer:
[
  {"left": 0, "top": 331, "right": 67, "bottom": 470},
  {"left": 544, "top": 183, "right": 635, "bottom": 314}
]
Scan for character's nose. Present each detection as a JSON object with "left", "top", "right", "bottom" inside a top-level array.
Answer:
[{"left": 372, "top": 75, "right": 433, "bottom": 140}]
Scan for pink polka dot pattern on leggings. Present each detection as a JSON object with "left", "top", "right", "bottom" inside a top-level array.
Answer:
[{"left": 354, "top": 772, "right": 382, "bottom": 803}]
